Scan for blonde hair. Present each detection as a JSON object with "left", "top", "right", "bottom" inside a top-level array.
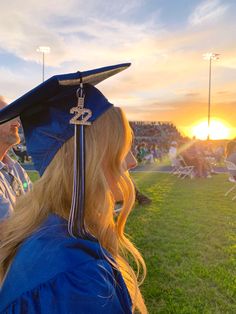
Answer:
[{"left": 0, "top": 107, "right": 147, "bottom": 313}]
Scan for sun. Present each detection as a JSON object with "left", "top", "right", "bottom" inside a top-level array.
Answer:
[{"left": 191, "top": 118, "right": 231, "bottom": 140}]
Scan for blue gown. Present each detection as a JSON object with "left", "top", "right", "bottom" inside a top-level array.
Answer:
[{"left": 0, "top": 214, "right": 132, "bottom": 313}]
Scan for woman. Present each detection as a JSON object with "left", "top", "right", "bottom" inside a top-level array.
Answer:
[{"left": 0, "top": 64, "right": 147, "bottom": 313}]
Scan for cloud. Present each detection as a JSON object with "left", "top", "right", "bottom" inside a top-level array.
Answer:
[
  {"left": 188, "top": 92, "right": 200, "bottom": 97},
  {"left": 0, "top": 0, "right": 151, "bottom": 67},
  {"left": 188, "top": 0, "right": 228, "bottom": 26},
  {"left": 0, "top": 65, "right": 37, "bottom": 101}
]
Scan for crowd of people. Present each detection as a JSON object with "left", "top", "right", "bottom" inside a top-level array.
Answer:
[
  {"left": 129, "top": 120, "right": 230, "bottom": 180},
  {"left": 12, "top": 121, "right": 228, "bottom": 179},
  {"left": 130, "top": 121, "right": 182, "bottom": 147},
  {"left": 171, "top": 142, "right": 213, "bottom": 178},
  {"left": 169, "top": 140, "right": 226, "bottom": 178},
  {"left": 130, "top": 121, "right": 183, "bottom": 164},
  {"left": 129, "top": 121, "right": 228, "bottom": 180}
]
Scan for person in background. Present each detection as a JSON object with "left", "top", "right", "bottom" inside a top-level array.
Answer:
[
  {"left": 0, "top": 64, "right": 147, "bottom": 313},
  {"left": 12, "top": 144, "right": 30, "bottom": 164},
  {"left": 136, "top": 143, "right": 147, "bottom": 163},
  {"left": 143, "top": 146, "right": 154, "bottom": 164},
  {"left": 182, "top": 143, "right": 210, "bottom": 178},
  {"left": 215, "top": 145, "right": 224, "bottom": 163},
  {"left": 168, "top": 141, "right": 179, "bottom": 169},
  {"left": 225, "top": 140, "right": 236, "bottom": 180},
  {"left": 151, "top": 144, "right": 162, "bottom": 163},
  {"left": 0, "top": 96, "right": 32, "bottom": 222},
  {"left": 132, "top": 145, "right": 152, "bottom": 205},
  {"left": 168, "top": 141, "right": 178, "bottom": 162},
  {"left": 135, "top": 185, "right": 152, "bottom": 205}
]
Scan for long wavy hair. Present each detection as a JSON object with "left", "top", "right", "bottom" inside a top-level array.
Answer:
[{"left": 0, "top": 107, "right": 147, "bottom": 313}]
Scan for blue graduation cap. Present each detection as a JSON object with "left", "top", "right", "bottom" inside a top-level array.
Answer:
[{"left": 0, "top": 63, "right": 131, "bottom": 238}]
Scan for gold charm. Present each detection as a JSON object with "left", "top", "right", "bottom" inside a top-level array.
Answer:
[{"left": 70, "top": 107, "right": 92, "bottom": 125}]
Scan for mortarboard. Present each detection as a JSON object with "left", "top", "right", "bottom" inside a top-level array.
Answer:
[{"left": 0, "top": 63, "right": 131, "bottom": 238}]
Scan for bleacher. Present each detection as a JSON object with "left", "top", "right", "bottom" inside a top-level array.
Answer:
[{"left": 130, "top": 121, "right": 183, "bottom": 149}]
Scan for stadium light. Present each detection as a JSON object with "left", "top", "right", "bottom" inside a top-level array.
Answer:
[
  {"left": 37, "top": 46, "right": 51, "bottom": 82},
  {"left": 203, "top": 52, "right": 220, "bottom": 140}
]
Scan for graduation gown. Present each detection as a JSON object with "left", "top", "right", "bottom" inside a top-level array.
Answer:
[{"left": 0, "top": 214, "right": 132, "bottom": 313}]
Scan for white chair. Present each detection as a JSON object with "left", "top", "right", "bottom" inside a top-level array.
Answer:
[
  {"left": 176, "top": 155, "right": 195, "bottom": 179},
  {"left": 224, "top": 160, "right": 236, "bottom": 200},
  {"left": 170, "top": 157, "right": 181, "bottom": 175}
]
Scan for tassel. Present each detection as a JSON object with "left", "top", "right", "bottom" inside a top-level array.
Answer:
[{"left": 68, "top": 82, "right": 92, "bottom": 238}]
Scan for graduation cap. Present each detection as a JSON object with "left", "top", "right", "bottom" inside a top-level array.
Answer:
[{"left": 0, "top": 63, "right": 131, "bottom": 238}]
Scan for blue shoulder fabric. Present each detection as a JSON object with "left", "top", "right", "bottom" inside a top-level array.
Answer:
[{"left": 0, "top": 214, "right": 132, "bottom": 314}]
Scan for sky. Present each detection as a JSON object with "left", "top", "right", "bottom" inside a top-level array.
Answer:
[{"left": 0, "top": 0, "right": 235, "bottom": 138}]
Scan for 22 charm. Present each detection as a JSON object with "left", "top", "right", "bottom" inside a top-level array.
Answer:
[{"left": 70, "top": 107, "right": 92, "bottom": 125}]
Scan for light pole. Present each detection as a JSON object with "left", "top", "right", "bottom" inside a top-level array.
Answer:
[
  {"left": 36, "top": 46, "right": 51, "bottom": 82},
  {"left": 203, "top": 52, "right": 220, "bottom": 140}
]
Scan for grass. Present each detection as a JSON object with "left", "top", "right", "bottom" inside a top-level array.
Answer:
[
  {"left": 128, "top": 172, "right": 236, "bottom": 313},
  {"left": 27, "top": 171, "right": 39, "bottom": 182},
  {"left": 28, "top": 170, "right": 236, "bottom": 313}
]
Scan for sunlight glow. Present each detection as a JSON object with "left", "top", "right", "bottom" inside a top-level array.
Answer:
[{"left": 191, "top": 118, "right": 231, "bottom": 140}]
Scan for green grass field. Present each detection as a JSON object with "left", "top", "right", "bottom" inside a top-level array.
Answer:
[
  {"left": 129, "top": 172, "right": 236, "bottom": 314},
  {"left": 27, "top": 171, "right": 236, "bottom": 313}
]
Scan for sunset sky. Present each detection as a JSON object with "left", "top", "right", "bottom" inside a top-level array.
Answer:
[{"left": 0, "top": 0, "right": 235, "bottom": 138}]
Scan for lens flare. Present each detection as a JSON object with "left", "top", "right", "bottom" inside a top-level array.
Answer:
[{"left": 191, "top": 118, "right": 231, "bottom": 140}]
